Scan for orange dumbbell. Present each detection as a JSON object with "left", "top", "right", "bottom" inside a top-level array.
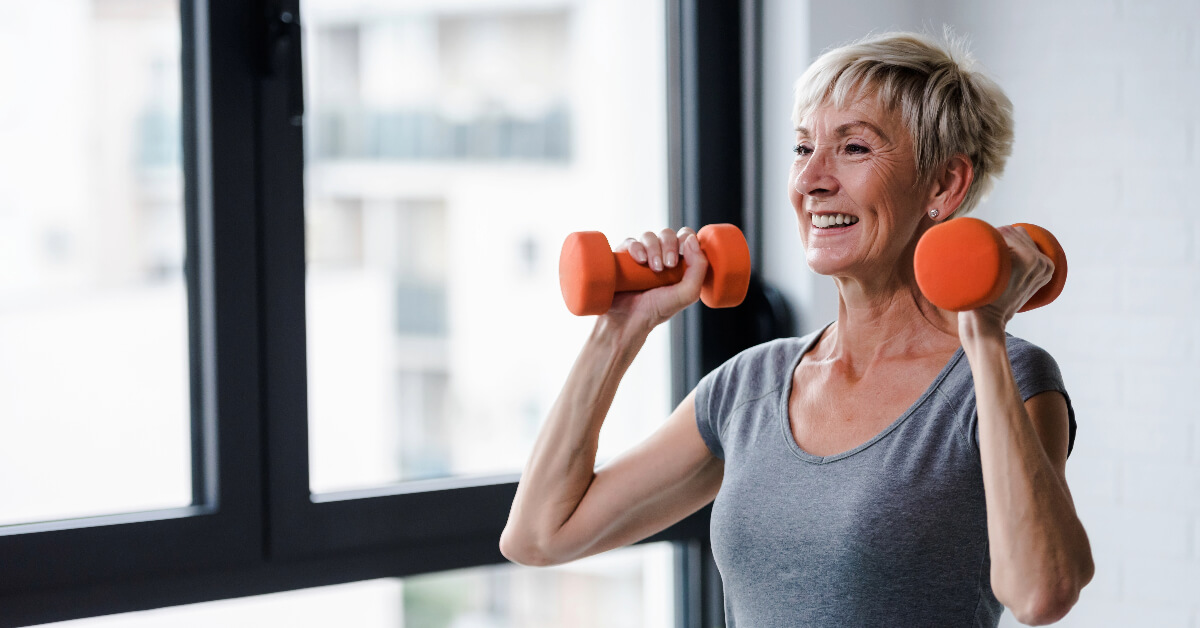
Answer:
[
  {"left": 559, "top": 223, "right": 752, "bottom": 316},
  {"left": 914, "top": 217, "right": 1067, "bottom": 312}
]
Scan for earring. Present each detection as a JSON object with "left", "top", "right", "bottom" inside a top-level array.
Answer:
[{"left": 929, "top": 209, "right": 940, "bottom": 219}]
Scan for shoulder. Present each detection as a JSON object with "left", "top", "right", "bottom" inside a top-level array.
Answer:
[
  {"left": 1004, "top": 334, "right": 1077, "bottom": 456},
  {"left": 1003, "top": 333, "right": 1053, "bottom": 361},
  {"left": 713, "top": 334, "right": 812, "bottom": 377},
  {"left": 1003, "top": 334, "right": 1067, "bottom": 399},
  {"left": 699, "top": 327, "right": 823, "bottom": 402}
]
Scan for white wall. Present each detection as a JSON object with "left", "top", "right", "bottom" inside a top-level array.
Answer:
[{"left": 763, "top": 0, "right": 1200, "bottom": 625}]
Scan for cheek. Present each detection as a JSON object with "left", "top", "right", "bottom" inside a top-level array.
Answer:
[
  {"left": 849, "top": 166, "right": 909, "bottom": 218},
  {"left": 862, "top": 156, "right": 917, "bottom": 204},
  {"left": 853, "top": 165, "right": 889, "bottom": 197}
]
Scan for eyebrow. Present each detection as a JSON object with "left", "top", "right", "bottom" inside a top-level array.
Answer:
[{"left": 794, "top": 121, "right": 891, "bottom": 142}]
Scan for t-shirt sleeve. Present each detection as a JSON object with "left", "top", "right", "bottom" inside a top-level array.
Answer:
[
  {"left": 694, "top": 359, "right": 734, "bottom": 460},
  {"left": 1007, "top": 337, "right": 1077, "bottom": 457}
]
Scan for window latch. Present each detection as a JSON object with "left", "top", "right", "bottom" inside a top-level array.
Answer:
[{"left": 263, "top": 7, "right": 305, "bottom": 125}]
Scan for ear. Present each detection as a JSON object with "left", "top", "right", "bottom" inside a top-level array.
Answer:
[{"left": 926, "top": 154, "right": 974, "bottom": 220}]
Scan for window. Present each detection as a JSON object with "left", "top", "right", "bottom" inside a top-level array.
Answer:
[
  {"left": 301, "top": 0, "right": 672, "bottom": 496},
  {"left": 0, "top": 1, "right": 755, "bottom": 625},
  {"left": 0, "top": 0, "right": 190, "bottom": 530}
]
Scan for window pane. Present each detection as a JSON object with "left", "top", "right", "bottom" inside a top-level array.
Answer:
[
  {"left": 49, "top": 542, "right": 676, "bottom": 627},
  {"left": 303, "top": 0, "right": 670, "bottom": 492},
  {"left": 0, "top": 1, "right": 190, "bottom": 525}
]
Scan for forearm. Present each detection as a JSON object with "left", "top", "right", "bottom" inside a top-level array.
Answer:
[
  {"left": 501, "top": 316, "right": 649, "bottom": 563},
  {"left": 960, "top": 319, "right": 1093, "bottom": 623}
]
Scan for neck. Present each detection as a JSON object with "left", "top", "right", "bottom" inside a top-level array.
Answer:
[{"left": 819, "top": 272, "right": 958, "bottom": 375}]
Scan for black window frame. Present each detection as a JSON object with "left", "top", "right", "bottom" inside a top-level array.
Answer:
[{"left": 0, "top": 1, "right": 765, "bottom": 626}]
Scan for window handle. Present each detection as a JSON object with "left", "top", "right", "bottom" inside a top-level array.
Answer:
[{"left": 264, "top": 7, "right": 304, "bottom": 126}]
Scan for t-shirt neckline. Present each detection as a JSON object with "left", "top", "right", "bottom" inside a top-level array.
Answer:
[{"left": 778, "top": 321, "right": 965, "bottom": 465}]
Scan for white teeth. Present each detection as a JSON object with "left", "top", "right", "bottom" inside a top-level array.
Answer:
[{"left": 811, "top": 213, "right": 859, "bottom": 228}]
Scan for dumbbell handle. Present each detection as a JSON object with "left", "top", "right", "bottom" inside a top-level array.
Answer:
[{"left": 611, "top": 250, "right": 687, "bottom": 293}]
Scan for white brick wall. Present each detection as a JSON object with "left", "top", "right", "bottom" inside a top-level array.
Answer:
[{"left": 764, "top": 0, "right": 1200, "bottom": 625}]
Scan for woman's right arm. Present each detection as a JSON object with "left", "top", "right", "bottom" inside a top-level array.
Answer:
[{"left": 499, "top": 228, "right": 725, "bottom": 567}]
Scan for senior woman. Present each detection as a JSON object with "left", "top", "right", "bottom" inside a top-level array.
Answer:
[{"left": 501, "top": 31, "right": 1093, "bottom": 626}]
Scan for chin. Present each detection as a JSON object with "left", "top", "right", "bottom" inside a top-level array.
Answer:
[{"left": 805, "top": 251, "right": 851, "bottom": 277}]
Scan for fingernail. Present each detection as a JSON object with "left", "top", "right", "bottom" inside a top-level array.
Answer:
[
  {"left": 665, "top": 252, "right": 677, "bottom": 267},
  {"left": 635, "top": 249, "right": 646, "bottom": 263},
  {"left": 652, "top": 257, "right": 663, "bottom": 272}
]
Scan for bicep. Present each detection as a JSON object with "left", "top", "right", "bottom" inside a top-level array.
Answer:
[
  {"left": 548, "top": 389, "right": 724, "bottom": 563},
  {"left": 1025, "top": 390, "right": 1071, "bottom": 480}
]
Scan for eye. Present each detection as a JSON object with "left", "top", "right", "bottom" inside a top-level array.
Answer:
[
  {"left": 792, "top": 144, "right": 813, "bottom": 156},
  {"left": 845, "top": 143, "right": 869, "bottom": 154}
]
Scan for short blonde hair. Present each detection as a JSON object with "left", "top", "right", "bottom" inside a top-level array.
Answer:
[{"left": 793, "top": 30, "right": 1013, "bottom": 216}]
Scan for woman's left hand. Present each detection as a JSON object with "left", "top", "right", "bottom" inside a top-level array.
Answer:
[{"left": 958, "top": 225, "right": 1055, "bottom": 336}]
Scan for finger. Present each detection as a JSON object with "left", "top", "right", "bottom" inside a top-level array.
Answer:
[
  {"left": 674, "top": 227, "right": 697, "bottom": 269},
  {"left": 640, "top": 231, "right": 664, "bottom": 272},
  {"left": 615, "top": 237, "right": 648, "bottom": 264},
  {"left": 676, "top": 233, "right": 709, "bottom": 295},
  {"left": 996, "top": 224, "right": 1024, "bottom": 242},
  {"left": 1032, "top": 252, "right": 1054, "bottom": 284},
  {"left": 996, "top": 227, "right": 1053, "bottom": 297},
  {"left": 659, "top": 228, "right": 680, "bottom": 268},
  {"left": 996, "top": 225, "right": 1047, "bottom": 267},
  {"left": 997, "top": 225, "right": 1038, "bottom": 252}
]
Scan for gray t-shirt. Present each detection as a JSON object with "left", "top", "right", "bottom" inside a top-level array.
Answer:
[{"left": 695, "top": 324, "right": 1075, "bottom": 627}]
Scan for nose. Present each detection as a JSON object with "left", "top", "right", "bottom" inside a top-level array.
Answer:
[{"left": 794, "top": 148, "right": 839, "bottom": 199}]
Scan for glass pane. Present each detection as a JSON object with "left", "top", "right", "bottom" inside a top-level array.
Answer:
[
  {"left": 49, "top": 542, "right": 676, "bottom": 627},
  {"left": 303, "top": 0, "right": 670, "bottom": 492},
  {"left": 0, "top": 1, "right": 191, "bottom": 525}
]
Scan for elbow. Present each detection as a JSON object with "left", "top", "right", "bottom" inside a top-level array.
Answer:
[
  {"left": 498, "top": 528, "right": 559, "bottom": 567},
  {"left": 998, "top": 543, "right": 1095, "bottom": 626},
  {"left": 1010, "top": 587, "right": 1076, "bottom": 626},
  {"left": 1006, "top": 574, "right": 1089, "bottom": 626}
]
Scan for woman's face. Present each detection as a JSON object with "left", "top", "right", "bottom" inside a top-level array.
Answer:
[{"left": 789, "top": 96, "right": 929, "bottom": 282}]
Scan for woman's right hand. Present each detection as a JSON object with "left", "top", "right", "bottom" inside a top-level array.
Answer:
[
  {"left": 605, "top": 227, "right": 710, "bottom": 330},
  {"left": 500, "top": 226, "right": 721, "bottom": 568}
]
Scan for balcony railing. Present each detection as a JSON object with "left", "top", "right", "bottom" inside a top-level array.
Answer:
[{"left": 309, "top": 106, "right": 571, "bottom": 162}]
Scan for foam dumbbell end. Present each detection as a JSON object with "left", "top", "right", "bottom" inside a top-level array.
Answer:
[
  {"left": 913, "top": 217, "right": 1067, "bottom": 312},
  {"left": 559, "top": 223, "right": 752, "bottom": 316}
]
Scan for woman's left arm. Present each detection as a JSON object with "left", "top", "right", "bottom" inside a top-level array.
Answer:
[{"left": 960, "top": 226, "right": 1095, "bottom": 626}]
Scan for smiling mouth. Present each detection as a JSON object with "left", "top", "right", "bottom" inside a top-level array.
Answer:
[{"left": 811, "top": 213, "right": 859, "bottom": 229}]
